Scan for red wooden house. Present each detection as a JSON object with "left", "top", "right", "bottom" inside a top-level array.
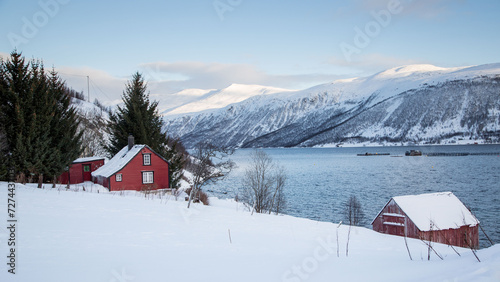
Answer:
[
  {"left": 92, "top": 137, "right": 169, "bottom": 192},
  {"left": 372, "top": 192, "right": 479, "bottom": 249},
  {"left": 58, "top": 157, "right": 105, "bottom": 184}
]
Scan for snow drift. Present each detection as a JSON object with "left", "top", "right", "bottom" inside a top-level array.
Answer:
[{"left": 0, "top": 182, "right": 499, "bottom": 282}]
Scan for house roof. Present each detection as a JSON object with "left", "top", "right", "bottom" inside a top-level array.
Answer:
[
  {"left": 392, "top": 192, "right": 479, "bottom": 231},
  {"left": 92, "top": 145, "right": 147, "bottom": 178},
  {"left": 72, "top": 156, "right": 105, "bottom": 164}
]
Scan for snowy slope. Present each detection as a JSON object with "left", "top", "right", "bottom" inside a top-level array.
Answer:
[
  {"left": 71, "top": 98, "right": 110, "bottom": 157},
  {"left": 0, "top": 182, "right": 499, "bottom": 282},
  {"left": 152, "top": 88, "right": 215, "bottom": 115},
  {"left": 162, "top": 84, "right": 293, "bottom": 116},
  {"left": 164, "top": 63, "right": 500, "bottom": 148}
]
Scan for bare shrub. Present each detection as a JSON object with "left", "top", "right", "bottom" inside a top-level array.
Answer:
[
  {"left": 343, "top": 195, "right": 364, "bottom": 257},
  {"left": 240, "top": 150, "right": 287, "bottom": 214},
  {"left": 186, "top": 142, "right": 234, "bottom": 208},
  {"left": 344, "top": 195, "right": 364, "bottom": 226},
  {"left": 185, "top": 187, "right": 209, "bottom": 205},
  {"left": 141, "top": 183, "right": 158, "bottom": 198}
]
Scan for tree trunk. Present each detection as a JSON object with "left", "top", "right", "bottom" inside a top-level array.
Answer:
[
  {"left": 37, "top": 174, "right": 43, "bottom": 188},
  {"left": 187, "top": 186, "right": 196, "bottom": 208}
]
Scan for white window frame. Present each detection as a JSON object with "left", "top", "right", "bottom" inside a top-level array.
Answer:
[
  {"left": 143, "top": 154, "right": 151, "bottom": 166},
  {"left": 142, "top": 171, "right": 154, "bottom": 184},
  {"left": 116, "top": 173, "right": 122, "bottom": 182}
]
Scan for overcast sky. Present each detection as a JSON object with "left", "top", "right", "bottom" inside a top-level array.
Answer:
[{"left": 1, "top": 0, "right": 499, "bottom": 105}]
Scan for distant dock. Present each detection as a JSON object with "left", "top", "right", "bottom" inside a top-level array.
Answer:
[
  {"left": 357, "top": 152, "right": 391, "bottom": 156},
  {"left": 424, "top": 152, "right": 500, "bottom": 157}
]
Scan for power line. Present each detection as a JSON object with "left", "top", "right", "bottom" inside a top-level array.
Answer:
[
  {"left": 57, "top": 72, "right": 114, "bottom": 104},
  {"left": 89, "top": 78, "right": 113, "bottom": 102},
  {"left": 57, "top": 72, "right": 90, "bottom": 102}
]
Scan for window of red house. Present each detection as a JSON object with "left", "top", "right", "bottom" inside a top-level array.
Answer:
[
  {"left": 143, "top": 154, "right": 151, "bottom": 166},
  {"left": 142, "top": 171, "right": 153, "bottom": 184}
]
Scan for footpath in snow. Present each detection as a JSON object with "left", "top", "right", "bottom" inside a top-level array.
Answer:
[{"left": 0, "top": 182, "right": 499, "bottom": 282}]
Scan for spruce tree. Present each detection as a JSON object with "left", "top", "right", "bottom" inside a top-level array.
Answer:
[
  {"left": 164, "top": 136, "right": 187, "bottom": 189},
  {"left": 0, "top": 51, "right": 82, "bottom": 185},
  {"left": 106, "top": 72, "right": 185, "bottom": 188},
  {"left": 0, "top": 51, "right": 34, "bottom": 182},
  {"left": 46, "top": 70, "right": 82, "bottom": 185}
]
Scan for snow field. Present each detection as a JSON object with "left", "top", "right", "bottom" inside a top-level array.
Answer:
[{"left": 0, "top": 182, "right": 499, "bottom": 282}]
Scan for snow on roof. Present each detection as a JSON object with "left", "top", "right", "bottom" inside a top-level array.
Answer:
[
  {"left": 392, "top": 192, "right": 478, "bottom": 231},
  {"left": 92, "top": 145, "right": 146, "bottom": 178},
  {"left": 72, "top": 156, "right": 105, "bottom": 163}
]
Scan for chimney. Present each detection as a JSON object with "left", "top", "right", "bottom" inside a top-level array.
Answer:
[{"left": 128, "top": 134, "right": 134, "bottom": 151}]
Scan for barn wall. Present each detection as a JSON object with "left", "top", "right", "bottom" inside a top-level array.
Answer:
[
  {"left": 419, "top": 225, "right": 479, "bottom": 249},
  {"left": 58, "top": 163, "right": 82, "bottom": 184},
  {"left": 87, "top": 160, "right": 105, "bottom": 181},
  {"left": 59, "top": 159, "right": 105, "bottom": 184},
  {"left": 109, "top": 147, "right": 169, "bottom": 191}
]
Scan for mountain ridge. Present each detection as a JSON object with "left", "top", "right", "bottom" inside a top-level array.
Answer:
[
  {"left": 163, "top": 63, "right": 500, "bottom": 148},
  {"left": 162, "top": 83, "right": 293, "bottom": 117}
]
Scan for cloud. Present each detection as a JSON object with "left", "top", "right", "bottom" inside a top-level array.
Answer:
[
  {"left": 50, "top": 62, "right": 341, "bottom": 109},
  {"left": 141, "top": 61, "right": 265, "bottom": 90},
  {"left": 140, "top": 61, "right": 339, "bottom": 92},
  {"left": 55, "top": 66, "right": 127, "bottom": 106},
  {"left": 0, "top": 54, "right": 127, "bottom": 106}
]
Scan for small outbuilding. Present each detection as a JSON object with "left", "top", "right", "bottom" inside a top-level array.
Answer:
[
  {"left": 92, "top": 136, "right": 170, "bottom": 192},
  {"left": 58, "top": 157, "right": 105, "bottom": 184},
  {"left": 371, "top": 192, "right": 479, "bottom": 249}
]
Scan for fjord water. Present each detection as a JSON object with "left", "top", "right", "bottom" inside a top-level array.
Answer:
[{"left": 208, "top": 145, "right": 500, "bottom": 248}]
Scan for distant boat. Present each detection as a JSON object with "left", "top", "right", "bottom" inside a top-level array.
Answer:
[{"left": 405, "top": 150, "right": 422, "bottom": 156}]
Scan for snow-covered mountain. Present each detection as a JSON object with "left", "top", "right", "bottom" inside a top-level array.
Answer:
[
  {"left": 164, "top": 64, "right": 500, "bottom": 148},
  {"left": 161, "top": 84, "right": 293, "bottom": 116}
]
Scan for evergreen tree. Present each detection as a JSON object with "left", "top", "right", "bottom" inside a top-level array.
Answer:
[
  {"left": 46, "top": 70, "right": 83, "bottom": 185},
  {"left": 0, "top": 51, "right": 82, "bottom": 185},
  {"left": 0, "top": 51, "right": 34, "bottom": 182},
  {"left": 0, "top": 59, "right": 9, "bottom": 179},
  {"left": 106, "top": 72, "right": 185, "bottom": 188},
  {"left": 164, "top": 136, "right": 187, "bottom": 189}
]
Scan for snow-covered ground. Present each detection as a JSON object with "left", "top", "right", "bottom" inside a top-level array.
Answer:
[{"left": 0, "top": 182, "right": 499, "bottom": 282}]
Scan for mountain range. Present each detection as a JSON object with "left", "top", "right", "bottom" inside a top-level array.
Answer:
[{"left": 162, "top": 64, "right": 500, "bottom": 148}]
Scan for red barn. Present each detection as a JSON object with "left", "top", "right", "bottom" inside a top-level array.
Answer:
[
  {"left": 92, "top": 138, "right": 169, "bottom": 192},
  {"left": 58, "top": 157, "right": 105, "bottom": 184},
  {"left": 372, "top": 192, "right": 479, "bottom": 249}
]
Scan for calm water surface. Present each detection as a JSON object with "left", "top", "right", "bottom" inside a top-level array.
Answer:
[{"left": 206, "top": 145, "right": 500, "bottom": 248}]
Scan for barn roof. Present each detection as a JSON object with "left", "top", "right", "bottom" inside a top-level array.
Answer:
[
  {"left": 92, "top": 145, "right": 146, "bottom": 178},
  {"left": 392, "top": 192, "right": 479, "bottom": 231}
]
